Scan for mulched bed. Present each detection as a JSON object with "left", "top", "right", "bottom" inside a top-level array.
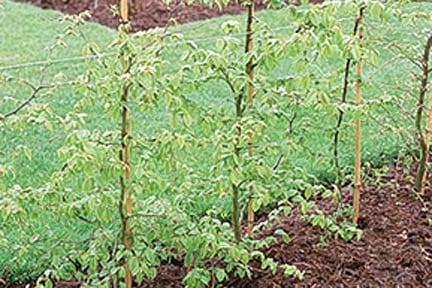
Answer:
[
  {"left": 16, "top": 0, "right": 324, "bottom": 32},
  {"left": 140, "top": 162, "right": 432, "bottom": 288}
]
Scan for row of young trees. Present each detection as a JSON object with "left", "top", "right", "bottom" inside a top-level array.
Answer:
[{"left": 1, "top": 0, "right": 432, "bottom": 287}]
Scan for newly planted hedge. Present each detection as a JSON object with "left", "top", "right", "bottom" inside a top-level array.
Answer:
[{"left": 1, "top": 0, "right": 432, "bottom": 287}]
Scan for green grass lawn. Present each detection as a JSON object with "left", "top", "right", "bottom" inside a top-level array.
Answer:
[{"left": 1, "top": 0, "right": 431, "bottom": 283}]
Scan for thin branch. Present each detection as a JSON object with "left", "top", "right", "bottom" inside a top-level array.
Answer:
[
  {"left": 1, "top": 80, "right": 77, "bottom": 121},
  {"left": 219, "top": 69, "right": 237, "bottom": 95},
  {"left": 287, "top": 111, "right": 297, "bottom": 136},
  {"left": 415, "top": 32, "right": 432, "bottom": 194},
  {"left": 74, "top": 210, "right": 96, "bottom": 224},
  {"left": 389, "top": 43, "right": 423, "bottom": 70},
  {"left": 1, "top": 89, "right": 41, "bottom": 120},
  {"left": 272, "top": 154, "right": 284, "bottom": 171},
  {"left": 127, "top": 212, "right": 164, "bottom": 219}
]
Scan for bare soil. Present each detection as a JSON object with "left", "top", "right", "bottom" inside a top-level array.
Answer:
[{"left": 16, "top": 0, "right": 324, "bottom": 32}]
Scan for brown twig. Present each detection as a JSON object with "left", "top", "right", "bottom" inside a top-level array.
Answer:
[
  {"left": 0, "top": 81, "right": 75, "bottom": 121},
  {"left": 415, "top": 33, "right": 432, "bottom": 195}
]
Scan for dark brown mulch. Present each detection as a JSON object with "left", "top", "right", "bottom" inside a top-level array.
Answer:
[
  {"left": 140, "top": 162, "right": 432, "bottom": 288},
  {"left": 16, "top": 0, "right": 324, "bottom": 32}
]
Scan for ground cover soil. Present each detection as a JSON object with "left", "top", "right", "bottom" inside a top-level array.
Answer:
[
  {"left": 7, "top": 162, "right": 429, "bottom": 287},
  {"left": 16, "top": 0, "right": 324, "bottom": 32}
]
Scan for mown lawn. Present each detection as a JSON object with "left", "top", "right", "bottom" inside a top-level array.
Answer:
[{"left": 1, "top": 0, "right": 431, "bottom": 283}]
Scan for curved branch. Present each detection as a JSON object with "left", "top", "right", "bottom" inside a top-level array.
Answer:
[
  {"left": 0, "top": 81, "right": 75, "bottom": 121},
  {"left": 415, "top": 32, "right": 432, "bottom": 194}
]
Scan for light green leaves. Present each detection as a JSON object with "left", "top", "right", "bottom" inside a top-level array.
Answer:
[
  {"left": 215, "top": 268, "right": 228, "bottom": 282},
  {"left": 274, "top": 228, "right": 290, "bottom": 244},
  {"left": 369, "top": 1, "right": 385, "bottom": 19},
  {"left": 183, "top": 268, "right": 211, "bottom": 288},
  {"left": 282, "top": 264, "right": 304, "bottom": 280},
  {"left": 222, "top": 20, "right": 240, "bottom": 34}
]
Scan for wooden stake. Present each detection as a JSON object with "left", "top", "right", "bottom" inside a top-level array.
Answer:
[
  {"left": 119, "top": 1, "right": 133, "bottom": 287},
  {"left": 353, "top": 6, "right": 365, "bottom": 225},
  {"left": 120, "top": 0, "right": 128, "bottom": 23},
  {"left": 245, "top": 0, "right": 255, "bottom": 238}
]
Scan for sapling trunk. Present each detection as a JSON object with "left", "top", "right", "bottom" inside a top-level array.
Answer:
[
  {"left": 421, "top": 89, "right": 432, "bottom": 196},
  {"left": 244, "top": 0, "right": 255, "bottom": 238},
  {"left": 415, "top": 33, "right": 432, "bottom": 195},
  {"left": 333, "top": 13, "right": 364, "bottom": 185},
  {"left": 352, "top": 6, "right": 365, "bottom": 225},
  {"left": 232, "top": 125, "right": 242, "bottom": 243},
  {"left": 120, "top": 82, "right": 133, "bottom": 288},
  {"left": 230, "top": 0, "right": 256, "bottom": 242},
  {"left": 232, "top": 92, "right": 243, "bottom": 243},
  {"left": 119, "top": 0, "right": 133, "bottom": 287},
  {"left": 231, "top": 60, "right": 246, "bottom": 242}
]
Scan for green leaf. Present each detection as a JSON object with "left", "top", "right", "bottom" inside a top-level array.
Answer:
[
  {"left": 215, "top": 268, "right": 227, "bottom": 282},
  {"left": 322, "top": 190, "right": 333, "bottom": 199},
  {"left": 221, "top": 20, "right": 239, "bottom": 34},
  {"left": 274, "top": 229, "right": 290, "bottom": 244},
  {"left": 370, "top": 2, "right": 384, "bottom": 19},
  {"left": 291, "top": 195, "right": 304, "bottom": 203},
  {"left": 282, "top": 264, "right": 303, "bottom": 280},
  {"left": 304, "top": 186, "right": 313, "bottom": 200},
  {"left": 230, "top": 170, "right": 241, "bottom": 187}
]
